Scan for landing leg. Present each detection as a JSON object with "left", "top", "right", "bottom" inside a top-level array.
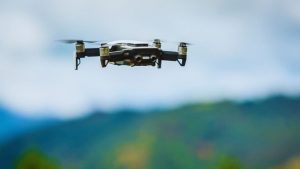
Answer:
[
  {"left": 157, "top": 59, "right": 162, "bottom": 69},
  {"left": 100, "top": 58, "right": 107, "bottom": 68},
  {"left": 75, "top": 57, "right": 80, "bottom": 70}
]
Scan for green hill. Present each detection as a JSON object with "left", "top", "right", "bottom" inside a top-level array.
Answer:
[{"left": 1, "top": 96, "right": 300, "bottom": 169}]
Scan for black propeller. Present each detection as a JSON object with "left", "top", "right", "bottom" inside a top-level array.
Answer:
[
  {"left": 57, "top": 39, "right": 98, "bottom": 44},
  {"left": 149, "top": 39, "right": 193, "bottom": 46},
  {"left": 153, "top": 39, "right": 164, "bottom": 43},
  {"left": 178, "top": 42, "right": 193, "bottom": 46}
]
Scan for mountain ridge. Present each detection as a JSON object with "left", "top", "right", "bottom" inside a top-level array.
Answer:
[{"left": 1, "top": 96, "right": 300, "bottom": 169}]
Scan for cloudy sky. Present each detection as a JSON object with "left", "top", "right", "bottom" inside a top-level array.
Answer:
[{"left": 0, "top": 0, "right": 300, "bottom": 119}]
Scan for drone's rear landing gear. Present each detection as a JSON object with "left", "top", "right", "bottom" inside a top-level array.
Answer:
[{"left": 157, "top": 59, "right": 162, "bottom": 69}]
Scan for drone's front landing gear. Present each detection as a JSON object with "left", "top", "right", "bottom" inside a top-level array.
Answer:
[
  {"left": 157, "top": 59, "right": 162, "bottom": 69},
  {"left": 100, "top": 46, "right": 110, "bottom": 68},
  {"left": 75, "top": 56, "right": 81, "bottom": 70},
  {"left": 100, "top": 58, "right": 109, "bottom": 68}
]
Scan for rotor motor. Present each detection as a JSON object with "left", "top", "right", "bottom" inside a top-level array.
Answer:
[
  {"left": 177, "top": 42, "right": 188, "bottom": 66},
  {"left": 99, "top": 46, "right": 109, "bottom": 68},
  {"left": 178, "top": 42, "right": 188, "bottom": 56},
  {"left": 75, "top": 42, "right": 85, "bottom": 53},
  {"left": 100, "top": 46, "right": 109, "bottom": 57},
  {"left": 153, "top": 39, "right": 161, "bottom": 48}
]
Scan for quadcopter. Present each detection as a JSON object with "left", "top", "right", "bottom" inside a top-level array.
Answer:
[{"left": 59, "top": 39, "right": 189, "bottom": 70}]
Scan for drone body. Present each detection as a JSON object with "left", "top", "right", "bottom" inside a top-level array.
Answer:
[{"left": 61, "top": 39, "right": 188, "bottom": 70}]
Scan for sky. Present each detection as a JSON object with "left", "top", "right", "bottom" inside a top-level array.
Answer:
[{"left": 0, "top": 0, "right": 300, "bottom": 119}]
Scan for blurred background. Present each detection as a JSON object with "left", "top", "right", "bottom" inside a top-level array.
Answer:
[{"left": 0, "top": 0, "right": 300, "bottom": 168}]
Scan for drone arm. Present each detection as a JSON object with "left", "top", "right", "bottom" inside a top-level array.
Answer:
[
  {"left": 84, "top": 48, "right": 100, "bottom": 57},
  {"left": 74, "top": 48, "right": 100, "bottom": 70},
  {"left": 161, "top": 51, "right": 179, "bottom": 61},
  {"left": 161, "top": 51, "right": 186, "bottom": 66}
]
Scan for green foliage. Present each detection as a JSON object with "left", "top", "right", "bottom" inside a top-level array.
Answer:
[
  {"left": 14, "top": 148, "right": 59, "bottom": 169},
  {"left": 215, "top": 156, "right": 244, "bottom": 169},
  {"left": 150, "top": 137, "right": 202, "bottom": 169}
]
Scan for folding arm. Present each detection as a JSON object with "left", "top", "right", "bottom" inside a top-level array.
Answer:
[
  {"left": 161, "top": 51, "right": 186, "bottom": 66},
  {"left": 161, "top": 51, "right": 179, "bottom": 61},
  {"left": 84, "top": 48, "right": 100, "bottom": 57},
  {"left": 74, "top": 48, "right": 100, "bottom": 70}
]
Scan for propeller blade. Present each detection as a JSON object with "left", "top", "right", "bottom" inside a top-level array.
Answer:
[
  {"left": 57, "top": 39, "right": 98, "bottom": 44},
  {"left": 178, "top": 42, "right": 193, "bottom": 46},
  {"left": 147, "top": 39, "right": 193, "bottom": 45}
]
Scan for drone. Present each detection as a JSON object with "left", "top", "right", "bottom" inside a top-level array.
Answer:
[{"left": 59, "top": 39, "right": 189, "bottom": 70}]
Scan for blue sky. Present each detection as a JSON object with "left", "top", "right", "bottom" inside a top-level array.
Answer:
[{"left": 0, "top": 0, "right": 300, "bottom": 119}]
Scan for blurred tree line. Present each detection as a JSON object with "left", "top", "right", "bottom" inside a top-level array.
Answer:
[{"left": 14, "top": 148, "right": 59, "bottom": 169}]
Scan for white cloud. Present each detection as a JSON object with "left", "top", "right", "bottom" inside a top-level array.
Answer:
[{"left": 0, "top": 0, "right": 300, "bottom": 119}]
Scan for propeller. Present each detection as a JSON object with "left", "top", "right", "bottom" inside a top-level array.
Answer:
[
  {"left": 153, "top": 39, "right": 164, "bottom": 43},
  {"left": 178, "top": 42, "right": 193, "bottom": 46},
  {"left": 148, "top": 39, "right": 193, "bottom": 46},
  {"left": 57, "top": 39, "right": 98, "bottom": 44},
  {"left": 142, "top": 39, "right": 164, "bottom": 44}
]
